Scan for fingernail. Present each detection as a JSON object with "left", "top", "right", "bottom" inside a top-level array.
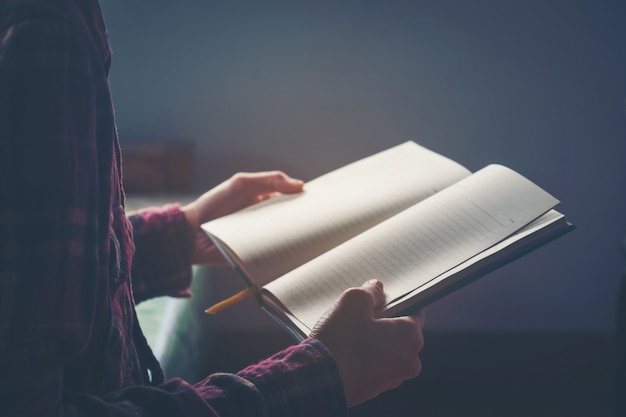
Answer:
[{"left": 367, "top": 279, "right": 383, "bottom": 289}]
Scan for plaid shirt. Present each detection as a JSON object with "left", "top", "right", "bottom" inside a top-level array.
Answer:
[{"left": 0, "top": 0, "right": 346, "bottom": 416}]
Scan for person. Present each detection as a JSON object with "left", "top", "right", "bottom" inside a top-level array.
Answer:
[{"left": 0, "top": 0, "right": 426, "bottom": 416}]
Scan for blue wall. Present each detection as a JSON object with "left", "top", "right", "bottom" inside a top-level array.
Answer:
[{"left": 102, "top": 0, "right": 626, "bottom": 333}]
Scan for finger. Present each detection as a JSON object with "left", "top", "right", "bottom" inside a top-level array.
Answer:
[
  {"left": 331, "top": 280, "right": 386, "bottom": 322},
  {"left": 412, "top": 308, "right": 426, "bottom": 329},
  {"left": 392, "top": 311, "right": 426, "bottom": 332},
  {"left": 203, "top": 246, "right": 231, "bottom": 266},
  {"left": 360, "top": 279, "right": 386, "bottom": 311},
  {"left": 268, "top": 172, "right": 305, "bottom": 194},
  {"left": 409, "top": 307, "right": 425, "bottom": 320},
  {"left": 238, "top": 171, "right": 304, "bottom": 197}
]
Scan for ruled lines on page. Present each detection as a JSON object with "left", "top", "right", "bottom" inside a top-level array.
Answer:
[{"left": 265, "top": 165, "right": 559, "bottom": 330}]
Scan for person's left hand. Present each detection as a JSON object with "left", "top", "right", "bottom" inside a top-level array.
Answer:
[{"left": 182, "top": 171, "right": 304, "bottom": 265}]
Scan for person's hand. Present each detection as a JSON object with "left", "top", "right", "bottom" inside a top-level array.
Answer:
[
  {"left": 182, "top": 171, "right": 304, "bottom": 265},
  {"left": 310, "top": 279, "right": 426, "bottom": 408}
]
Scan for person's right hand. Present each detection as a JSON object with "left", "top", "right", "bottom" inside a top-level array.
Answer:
[{"left": 309, "top": 279, "right": 426, "bottom": 408}]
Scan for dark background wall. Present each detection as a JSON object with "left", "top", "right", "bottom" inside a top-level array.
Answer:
[{"left": 101, "top": 0, "right": 626, "bottom": 335}]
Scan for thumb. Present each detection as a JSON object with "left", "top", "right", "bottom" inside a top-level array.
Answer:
[{"left": 361, "top": 279, "right": 386, "bottom": 312}]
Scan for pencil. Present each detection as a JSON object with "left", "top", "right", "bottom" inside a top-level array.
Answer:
[{"left": 204, "top": 285, "right": 259, "bottom": 314}]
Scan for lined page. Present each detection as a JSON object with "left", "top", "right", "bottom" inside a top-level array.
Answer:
[
  {"left": 264, "top": 164, "right": 559, "bottom": 331},
  {"left": 202, "top": 141, "right": 470, "bottom": 286},
  {"left": 382, "top": 209, "right": 566, "bottom": 316}
]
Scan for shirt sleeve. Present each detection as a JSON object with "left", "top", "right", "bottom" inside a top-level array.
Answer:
[
  {"left": 200, "top": 338, "right": 347, "bottom": 417},
  {"left": 128, "top": 204, "right": 196, "bottom": 303},
  {"left": 85, "top": 339, "right": 346, "bottom": 417},
  {"left": 3, "top": 337, "right": 347, "bottom": 417}
]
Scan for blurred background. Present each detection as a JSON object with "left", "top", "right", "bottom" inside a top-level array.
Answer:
[{"left": 102, "top": 0, "right": 625, "bottom": 415}]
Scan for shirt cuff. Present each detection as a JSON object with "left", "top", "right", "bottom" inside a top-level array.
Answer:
[
  {"left": 197, "top": 339, "right": 347, "bottom": 417},
  {"left": 128, "top": 203, "right": 195, "bottom": 302},
  {"left": 239, "top": 338, "right": 347, "bottom": 417}
]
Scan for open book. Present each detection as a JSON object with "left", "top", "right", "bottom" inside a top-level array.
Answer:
[{"left": 202, "top": 141, "right": 574, "bottom": 341}]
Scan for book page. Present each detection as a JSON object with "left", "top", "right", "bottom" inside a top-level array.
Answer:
[
  {"left": 382, "top": 209, "right": 567, "bottom": 316},
  {"left": 202, "top": 141, "right": 470, "bottom": 286},
  {"left": 264, "top": 164, "right": 560, "bottom": 331}
]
